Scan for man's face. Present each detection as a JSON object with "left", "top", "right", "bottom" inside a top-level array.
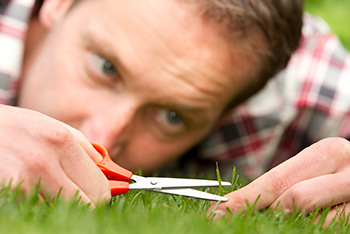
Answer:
[{"left": 19, "top": 0, "right": 256, "bottom": 174}]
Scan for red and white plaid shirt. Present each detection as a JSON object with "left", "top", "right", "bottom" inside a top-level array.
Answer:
[
  {"left": 1, "top": 2, "right": 349, "bottom": 180},
  {"left": 193, "top": 14, "right": 350, "bottom": 180}
]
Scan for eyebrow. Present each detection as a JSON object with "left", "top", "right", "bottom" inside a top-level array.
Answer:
[{"left": 84, "top": 31, "right": 129, "bottom": 76}]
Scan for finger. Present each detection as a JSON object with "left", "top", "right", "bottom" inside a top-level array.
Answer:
[
  {"left": 59, "top": 142, "right": 111, "bottom": 204},
  {"left": 5, "top": 172, "right": 93, "bottom": 205},
  {"left": 315, "top": 202, "right": 350, "bottom": 227},
  {"left": 62, "top": 123, "right": 102, "bottom": 163},
  {"left": 37, "top": 173, "right": 93, "bottom": 204},
  {"left": 39, "top": 125, "right": 111, "bottom": 204},
  {"left": 23, "top": 158, "right": 94, "bottom": 205},
  {"left": 270, "top": 171, "right": 350, "bottom": 213},
  {"left": 212, "top": 138, "right": 350, "bottom": 213}
]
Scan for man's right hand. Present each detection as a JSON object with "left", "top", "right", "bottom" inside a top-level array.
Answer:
[{"left": 0, "top": 104, "right": 111, "bottom": 206}]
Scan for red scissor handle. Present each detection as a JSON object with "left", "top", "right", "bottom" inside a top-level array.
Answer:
[
  {"left": 92, "top": 143, "right": 133, "bottom": 196},
  {"left": 109, "top": 181, "right": 130, "bottom": 196}
]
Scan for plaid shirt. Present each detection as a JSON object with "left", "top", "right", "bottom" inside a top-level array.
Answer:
[
  {"left": 0, "top": 0, "right": 34, "bottom": 105},
  {"left": 1, "top": 2, "right": 349, "bottom": 180},
  {"left": 193, "top": 14, "right": 350, "bottom": 180}
]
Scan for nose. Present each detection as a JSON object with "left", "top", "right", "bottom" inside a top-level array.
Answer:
[{"left": 79, "top": 100, "right": 137, "bottom": 150}]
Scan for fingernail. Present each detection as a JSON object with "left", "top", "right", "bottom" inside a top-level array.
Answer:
[{"left": 212, "top": 210, "right": 226, "bottom": 220}]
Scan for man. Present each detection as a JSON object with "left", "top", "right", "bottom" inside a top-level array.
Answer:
[{"left": 1, "top": 0, "right": 347, "bottom": 225}]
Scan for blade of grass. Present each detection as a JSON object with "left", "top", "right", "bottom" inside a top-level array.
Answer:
[{"left": 215, "top": 162, "right": 223, "bottom": 196}]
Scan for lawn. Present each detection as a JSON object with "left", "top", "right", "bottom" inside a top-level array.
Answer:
[{"left": 1, "top": 176, "right": 350, "bottom": 234}]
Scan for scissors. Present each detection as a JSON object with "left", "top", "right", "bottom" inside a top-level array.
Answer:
[{"left": 93, "top": 143, "right": 231, "bottom": 201}]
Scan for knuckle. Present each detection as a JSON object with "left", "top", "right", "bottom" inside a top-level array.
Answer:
[
  {"left": 284, "top": 187, "right": 304, "bottom": 207},
  {"left": 266, "top": 168, "right": 292, "bottom": 195},
  {"left": 317, "top": 137, "right": 350, "bottom": 161},
  {"left": 281, "top": 185, "right": 314, "bottom": 211},
  {"left": 26, "top": 154, "right": 48, "bottom": 173},
  {"left": 40, "top": 122, "right": 72, "bottom": 146},
  {"left": 24, "top": 151, "right": 52, "bottom": 177},
  {"left": 318, "top": 137, "right": 349, "bottom": 153}
]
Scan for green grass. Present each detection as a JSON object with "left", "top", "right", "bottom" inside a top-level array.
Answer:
[
  {"left": 1, "top": 174, "right": 350, "bottom": 234},
  {"left": 304, "top": 0, "right": 350, "bottom": 50}
]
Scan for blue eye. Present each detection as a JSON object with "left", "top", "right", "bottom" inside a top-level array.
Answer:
[
  {"left": 165, "top": 110, "right": 183, "bottom": 126},
  {"left": 153, "top": 108, "right": 186, "bottom": 134},
  {"left": 93, "top": 54, "right": 117, "bottom": 77}
]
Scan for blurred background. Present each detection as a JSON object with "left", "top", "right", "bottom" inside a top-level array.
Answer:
[{"left": 304, "top": 0, "right": 350, "bottom": 50}]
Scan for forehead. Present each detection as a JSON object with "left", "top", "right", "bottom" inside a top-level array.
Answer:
[{"left": 74, "top": 0, "right": 256, "bottom": 114}]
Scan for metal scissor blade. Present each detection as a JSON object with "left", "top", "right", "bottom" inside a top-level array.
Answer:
[
  {"left": 129, "top": 177, "right": 231, "bottom": 190},
  {"left": 154, "top": 188, "right": 228, "bottom": 201}
]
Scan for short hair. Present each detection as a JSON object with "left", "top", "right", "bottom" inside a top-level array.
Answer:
[{"left": 198, "top": 0, "right": 303, "bottom": 109}]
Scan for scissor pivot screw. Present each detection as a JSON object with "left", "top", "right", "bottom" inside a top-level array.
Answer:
[{"left": 150, "top": 181, "right": 157, "bottom": 185}]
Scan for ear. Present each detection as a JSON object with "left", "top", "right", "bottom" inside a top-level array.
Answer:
[{"left": 38, "top": 0, "right": 74, "bottom": 29}]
